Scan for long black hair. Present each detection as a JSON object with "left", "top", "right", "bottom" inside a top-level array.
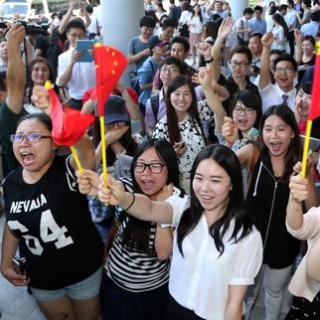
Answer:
[
  {"left": 177, "top": 144, "right": 254, "bottom": 256},
  {"left": 166, "top": 75, "right": 206, "bottom": 145},
  {"left": 122, "top": 139, "right": 180, "bottom": 252},
  {"left": 260, "top": 104, "right": 301, "bottom": 180}
]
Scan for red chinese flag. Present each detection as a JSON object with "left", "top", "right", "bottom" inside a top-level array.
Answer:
[
  {"left": 48, "top": 88, "right": 94, "bottom": 146},
  {"left": 94, "top": 44, "right": 128, "bottom": 116},
  {"left": 308, "top": 44, "right": 320, "bottom": 120}
]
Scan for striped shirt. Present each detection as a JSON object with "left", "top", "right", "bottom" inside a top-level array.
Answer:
[{"left": 105, "top": 178, "right": 185, "bottom": 293}]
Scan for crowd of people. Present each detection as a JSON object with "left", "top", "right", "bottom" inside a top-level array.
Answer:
[{"left": 1, "top": 0, "right": 320, "bottom": 319}]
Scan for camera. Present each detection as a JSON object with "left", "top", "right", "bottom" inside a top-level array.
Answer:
[
  {"left": 0, "top": 22, "right": 7, "bottom": 29},
  {"left": 18, "top": 20, "right": 49, "bottom": 36}
]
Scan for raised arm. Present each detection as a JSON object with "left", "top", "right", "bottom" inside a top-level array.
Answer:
[
  {"left": 58, "top": 3, "right": 75, "bottom": 35},
  {"left": 198, "top": 68, "right": 226, "bottom": 133},
  {"left": 211, "top": 17, "right": 233, "bottom": 77},
  {"left": 294, "top": 29, "right": 302, "bottom": 64},
  {"left": 98, "top": 175, "right": 173, "bottom": 224},
  {"left": 6, "top": 23, "right": 26, "bottom": 114},
  {"left": 259, "top": 32, "right": 273, "bottom": 90}
]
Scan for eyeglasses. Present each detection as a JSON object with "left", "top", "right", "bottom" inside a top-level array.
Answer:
[
  {"left": 274, "top": 67, "right": 294, "bottom": 74},
  {"left": 161, "top": 66, "right": 179, "bottom": 74},
  {"left": 230, "top": 60, "right": 250, "bottom": 68},
  {"left": 134, "top": 162, "right": 165, "bottom": 174},
  {"left": 233, "top": 106, "right": 256, "bottom": 115},
  {"left": 10, "top": 133, "right": 52, "bottom": 143}
]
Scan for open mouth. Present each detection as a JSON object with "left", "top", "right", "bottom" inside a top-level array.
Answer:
[
  {"left": 269, "top": 142, "right": 282, "bottom": 153},
  {"left": 20, "top": 152, "right": 36, "bottom": 166}
]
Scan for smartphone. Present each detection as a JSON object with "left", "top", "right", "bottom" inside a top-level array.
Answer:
[
  {"left": 13, "top": 257, "right": 27, "bottom": 275},
  {"left": 76, "top": 39, "right": 96, "bottom": 62}
]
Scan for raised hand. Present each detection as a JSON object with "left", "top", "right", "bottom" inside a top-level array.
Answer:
[
  {"left": 196, "top": 41, "right": 213, "bottom": 60},
  {"left": 31, "top": 85, "right": 50, "bottom": 114},
  {"left": 294, "top": 29, "right": 302, "bottom": 44},
  {"left": 217, "top": 16, "right": 233, "bottom": 39},
  {"left": 198, "top": 67, "right": 212, "bottom": 90},
  {"left": 221, "top": 116, "right": 238, "bottom": 147},
  {"left": 261, "top": 32, "right": 274, "bottom": 48}
]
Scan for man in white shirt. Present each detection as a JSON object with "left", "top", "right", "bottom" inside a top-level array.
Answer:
[
  {"left": 235, "top": 8, "right": 254, "bottom": 46},
  {"left": 56, "top": 19, "right": 96, "bottom": 110},
  {"left": 285, "top": 0, "right": 298, "bottom": 56},
  {"left": 259, "top": 32, "right": 297, "bottom": 113}
]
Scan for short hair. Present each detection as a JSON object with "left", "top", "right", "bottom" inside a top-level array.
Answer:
[
  {"left": 274, "top": 54, "right": 298, "bottom": 71},
  {"left": 139, "top": 15, "right": 156, "bottom": 28},
  {"left": 162, "top": 18, "right": 176, "bottom": 29},
  {"left": 162, "top": 56, "right": 187, "bottom": 74},
  {"left": 66, "top": 19, "right": 86, "bottom": 34},
  {"left": 302, "top": 0, "right": 311, "bottom": 8},
  {"left": 302, "top": 35, "right": 315, "bottom": 46},
  {"left": 279, "top": 4, "right": 288, "bottom": 10},
  {"left": 243, "top": 7, "right": 254, "bottom": 15},
  {"left": 170, "top": 36, "right": 190, "bottom": 52},
  {"left": 86, "top": 5, "right": 93, "bottom": 13},
  {"left": 270, "top": 49, "right": 283, "bottom": 56},
  {"left": 249, "top": 32, "right": 262, "bottom": 40},
  {"left": 287, "top": 0, "right": 294, "bottom": 7},
  {"left": 254, "top": 5, "right": 263, "bottom": 12},
  {"left": 310, "top": 11, "right": 320, "bottom": 22},
  {"left": 300, "top": 82, "right": 312, "bottom": 95},
  {"left": 230, "top": 46, "right": 253, "bottom": 64}
]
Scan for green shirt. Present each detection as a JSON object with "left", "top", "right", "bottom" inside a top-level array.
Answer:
[{"left": 0, "top": 102, "right": 25, "bottom": 176}]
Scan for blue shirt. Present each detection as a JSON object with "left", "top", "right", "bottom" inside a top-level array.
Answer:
[
  {"left": 301, "top": 21, "right": 319, "bottom": 38},
  {"left": 137, "top": 57, "right": 160, "bottom": 107},
  {"left": 127, "top": 36, "right": 149, "bottom": 71},
  {"left": 250, "top": 18, "right": 267, "bottom": 35}
]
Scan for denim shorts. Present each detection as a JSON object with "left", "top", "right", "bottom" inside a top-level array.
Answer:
[{"left": 30, "top": 267, "right": 103, "bottom": 302}]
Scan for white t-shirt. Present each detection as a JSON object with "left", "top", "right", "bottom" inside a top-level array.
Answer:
[
  {"left": 188, "top": 15, "right": 203, "bottom": 34},
  {"left": 57, "top": 48, "right": 96, "bottom": 100},
  {"left": 166, "top": 195, "right": 263, "bottom": 320},
  {"left": 271, "top": 25, "right": 286, "bottom": 51}
]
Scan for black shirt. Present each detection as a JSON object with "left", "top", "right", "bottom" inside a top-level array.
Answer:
[{"left": 4, "top": 156, "right": 104, "bottom": 289}]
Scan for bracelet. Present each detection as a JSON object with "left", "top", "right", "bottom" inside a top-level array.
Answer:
[
  {"left": 123, "top": 192, "right": 135, "bottom": 211},
  {"left": 204, "top": 58, "right": 214, "bottom": 64}
]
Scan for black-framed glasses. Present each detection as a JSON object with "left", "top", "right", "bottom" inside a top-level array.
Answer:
[
  {"left": 230, "top": 60, "right": 250, "bottom": 68},
  {"left": 10, "top": 133, "right": 52, "bottom": 143},
  {"left": 134, "top": 162, "right": 165, "bottom": 174}
]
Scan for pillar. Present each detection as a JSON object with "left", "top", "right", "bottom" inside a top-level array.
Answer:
[
  {"left": 229, "top": 0, "right": 249, "bottom": 20},
  {"left": 101, "top": 0, "right": 144, "bottom": 58}
]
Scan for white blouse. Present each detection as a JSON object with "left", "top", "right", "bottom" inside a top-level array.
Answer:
[{"left": 166, "top": 195, "right": 263, "bottom": 320}]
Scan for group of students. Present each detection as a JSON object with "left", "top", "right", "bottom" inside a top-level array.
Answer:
[{"left": 1, "top": 0, "right": 320, "bottom": 319}]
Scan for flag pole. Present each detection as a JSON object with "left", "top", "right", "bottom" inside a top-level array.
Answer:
[
  {"left": 70, "top": 146, "right": 84, "bottom": 174},
  {"left": 100, "top": 116, "right": 108, "bottom": 185},
  {"left": 301, "top": 120, "right": 313, "bottom": 178}
]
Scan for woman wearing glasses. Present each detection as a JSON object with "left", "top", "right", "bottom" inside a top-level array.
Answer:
[
  {"left": 97, "top": 144, "right": 263, "bottom": 320},
  {"left": 217, "top": 89, "right": 262, "bottom": 151},
  {"left": 77, "top": 138, "right": 186, "bottom": 320},
  {"left": 0, "top": 113, "right": 104, "bottom": 320}
]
